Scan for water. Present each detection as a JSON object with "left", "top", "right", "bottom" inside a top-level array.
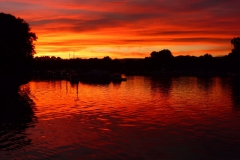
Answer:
[{"left": 1, "top": 76, "right": 240, "bottom": 159}]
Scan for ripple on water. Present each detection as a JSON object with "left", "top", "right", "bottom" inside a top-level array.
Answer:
[{"left": 1, "top": 77, "right": 240, "bottom": 159}]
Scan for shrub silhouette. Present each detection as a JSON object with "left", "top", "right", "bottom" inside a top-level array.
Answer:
[
  {"left": 0, "top": 13, "right": 37, "bottom": 94},
  {"left": 229, "top": 37, "right": 240, "bottom": 57}
]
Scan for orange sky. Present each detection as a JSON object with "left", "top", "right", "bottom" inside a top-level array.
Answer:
[{"left": 1, "top": 0, "right": 240, "bottom": 58}]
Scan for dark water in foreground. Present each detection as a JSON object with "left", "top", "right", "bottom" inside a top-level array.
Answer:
[{"left": 1, "top": 76, "right": 240, "bottom": 160}]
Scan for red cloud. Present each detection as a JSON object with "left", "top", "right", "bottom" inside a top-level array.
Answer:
[{"left": 1, "top": 0, "right": 240, "bottom": 58}]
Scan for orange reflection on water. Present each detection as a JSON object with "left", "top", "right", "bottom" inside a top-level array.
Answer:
[
  {"left": 13, "top": 77, "right": 240, "bottom": 159},
  {"left": 27, "top": 77, "right": 234, "bottom": 125}
]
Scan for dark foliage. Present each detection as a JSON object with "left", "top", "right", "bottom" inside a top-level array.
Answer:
[
  {"left": 150, "top": 49, "right": 173, "bottom": 60},
  {"left": 0, "top": 89, "right": 36, "bottom": 151},
  {"left": 32, "top": 37, "right": 240, "bottom": 78},
  {"left": 229, "top": 37, "right": 240, "bottom": 57},
  {"left": 0, "top": 13, "right": 37, "bottom": 93},
  {"left": 33, "top": 56, "right": 123, "bottom": 72}
]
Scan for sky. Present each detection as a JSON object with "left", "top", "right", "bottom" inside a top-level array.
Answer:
[{"left": 1, "top": 0, "right": 240, "bottom": 59}]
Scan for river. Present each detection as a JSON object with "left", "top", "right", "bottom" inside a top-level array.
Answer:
[{"left": 1, "top": 76, "right": 240, "bottom": 159}]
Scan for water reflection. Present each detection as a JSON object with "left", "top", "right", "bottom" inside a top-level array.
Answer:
[
  {"left": 230, "top": 77, "right": 240, "bottom": 109},
  {"left": 0, "top": 86, "right": 36, "bottom": 152},
  {"left": 1, "top": 77, "right": 240, "bottom": 159},
  {"left": 151, "top": 76, "right": 172, "bottom": 96},
  {"left": 70, "top": 82, "right": 79, "bottom": 102},
  {"left": 196, "top": 77, "right": 240, "bottom": 110},
  {"left": 197, "top": 77, "right": 215, "bottom": 91}
]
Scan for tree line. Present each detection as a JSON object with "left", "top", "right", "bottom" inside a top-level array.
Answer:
[
  {"left": 0, "top": 12, "right": 37, "bottom": 95},
  {"left": 1, "top": 11, "right": 240, "bottom": 93},
  {"left": 33, "top": 37, "right": 240, "bottom": 76}
]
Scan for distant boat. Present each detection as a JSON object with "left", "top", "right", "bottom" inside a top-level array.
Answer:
[{"left": 111, "top": 74, "right": 127, "bottom": 82}]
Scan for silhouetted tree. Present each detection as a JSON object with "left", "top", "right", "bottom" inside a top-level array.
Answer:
[
  {"left": 103, "top": 56, "right": 112, "bottom": 61},
  {"left": 0, "top": 13, "right": 37, "bottom": 94},
  {"left": 203, "top": 53, "right": 213, "bottom": 58},
  {"left": 149, "top": 49, "right": 174, "bottom": 71},
  {"left": 229, "top": 37, "right": 240, "bottom": 57},
  {"left": 150, "top": 49, "right": 173, "bottom": 60},
  {"left": 231, "top": 37, "right": 240, "bottom": 53}
]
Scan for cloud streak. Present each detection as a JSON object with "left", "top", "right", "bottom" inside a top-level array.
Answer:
[{"left": 0, "top": 0, "right": 240, "bottom": 58}]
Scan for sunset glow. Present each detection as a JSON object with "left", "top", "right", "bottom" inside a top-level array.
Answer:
[{"left": 1, "top": 0, "right": 240, "bottom": 58}]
